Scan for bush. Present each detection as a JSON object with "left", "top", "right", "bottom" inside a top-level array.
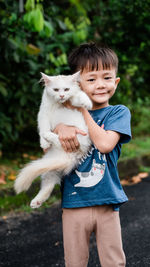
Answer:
[{"left": 0, "top": 0, "right": 149, "bottom": 150}]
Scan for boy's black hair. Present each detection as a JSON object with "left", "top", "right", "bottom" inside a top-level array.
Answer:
[{"left": 68, "top": 42, "right": 118, "bottom": 74}]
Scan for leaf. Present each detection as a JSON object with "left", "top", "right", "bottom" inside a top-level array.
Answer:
[
  {"left": 20, "top": 96, "right": 27, "bottom": 106},
  {"left": 121, "top": 172, "right": 149, "bottom": 186},
  {"left": 23, "top": 11, "right": 33, "bottom": 25},
  {"left": 138, "top": 172, "right": 148, "bottom": 179},
  {"left": 8, "top": 38, "right": 19, "bottom": 49},
  {"left": 22, "top": 153, "right": 29, "bottom": 158},
  {"left": 8, "top": 172, "right": 16, "bottom": 181},
  {"left": 0, "top": 172, "right": 6, "bottom": 184},
  {"left": 25, "top": 0, "right": 35, "bottom": 11},
  {"left": 64, "top": 17, "right": 75, "bottom": 31},
  {"left": 57, "top": 19, "right": 67, "bottom": 30},
  {"left": 49, "top": 52, "right": 55, "bottom": 63},
  {"left": 29, "top": 155, "right": 38, "bottom": 160},
  {"left": 26, "top": 43, "right": 41, "bottom": 55},
  {"left": 43, "top": 20, "right": 53, "bottom": 37},
  {"left": 33, "top": 8, "right": 44, "bottom": 32},
  {"left": 0, "top": 83, "right": 8, "bottom": 97}
]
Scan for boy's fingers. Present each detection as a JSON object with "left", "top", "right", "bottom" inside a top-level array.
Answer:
[
  {"left": 66, "top": 140, "right": 77, "bottom": 152},
  {"left": 65, "top": 140, "right": 73, "bottom": 152},
  {"left": 70, "top": 139, "right": 79, "bottom": 151},
  {"left": 101, "top": 124, "right": 104, "bottom": 129},
  {"left": 61, "top": 139, "right": 73, "bottom": 152},
  {"left": 73, "top": 135, "right": 80, "bottom": 147},
  {"left": 64, "top": 139, "right": 78, "bottom": 152},
  {"left": 61, "top": 140, "right": 69, "bottom": 152},
  {"left": 75, "top": 128, "right": 87, "bottom": 136},
  {"left": 59, "top": 137, "right": 79, "bottom": 153}
]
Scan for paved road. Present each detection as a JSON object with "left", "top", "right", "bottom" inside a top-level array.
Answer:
[{"left": 0, "top": 177, "right": 150, "bottom": 267}]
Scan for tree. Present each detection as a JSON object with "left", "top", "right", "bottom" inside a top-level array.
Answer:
[{"left": 0, "top": 0, "right": 150, "bottom": 150}]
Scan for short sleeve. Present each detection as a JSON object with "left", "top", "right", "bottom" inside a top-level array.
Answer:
[{"left": 104, "top": 105, "right": 132, "bottom": 144}]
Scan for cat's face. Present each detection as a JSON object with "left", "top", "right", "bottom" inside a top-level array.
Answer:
[{"left": 41, "top": 72, "right": 80, "bottom": 103}]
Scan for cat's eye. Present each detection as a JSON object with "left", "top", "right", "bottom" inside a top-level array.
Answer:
[
  {"left": 53, "top": 88, "right": 59, "bottom": 92},
  {"left": 64, "top": 88, "right": 70, "bottom": 91}
]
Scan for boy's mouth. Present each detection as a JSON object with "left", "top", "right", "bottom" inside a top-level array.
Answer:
[{"left": 94, "top": 92, "right": 108, "bottom": 96}]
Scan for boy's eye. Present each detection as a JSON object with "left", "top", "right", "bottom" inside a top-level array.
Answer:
[
  {"left": 87, "top": 79, "right": 95, "bottom": 82},
  {"left": 64, "top": 88, "right": 70, "bottom": 91},
  {"left": 104, "top": 77, "right": 112, "bottom": 80},
  {"left": 53, "top": 88, "right": 59, "bottom": 92}
]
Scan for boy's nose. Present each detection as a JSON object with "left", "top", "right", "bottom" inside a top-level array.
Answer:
[{"left": 96, "top": 81, "right": 105, "bottom": 89}]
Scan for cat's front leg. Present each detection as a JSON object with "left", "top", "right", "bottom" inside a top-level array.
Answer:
[
  {"left": 40, "top": 136, "right": 51, "bottom": 150},
  {"left": 71, "top": 92, "right": 93, "bottom": 110},
  {"left": 43, "top": 131, "right": 60, "bottom": 148}
]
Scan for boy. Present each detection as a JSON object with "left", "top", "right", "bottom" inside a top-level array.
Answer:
[{"left": 54, "top": 43, "right": 131, "bottom": 267}]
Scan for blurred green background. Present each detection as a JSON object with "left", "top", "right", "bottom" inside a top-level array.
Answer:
[
  {"left": 0, "top": 0, "right": 150, "bottom": 214},
  {"left": 0, "top": 0, "right": 150, "bottom": 152}
]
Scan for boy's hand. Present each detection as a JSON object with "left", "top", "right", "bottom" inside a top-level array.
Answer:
[{"left": 54, "top": 123, "right": 87, "bottom": 152}]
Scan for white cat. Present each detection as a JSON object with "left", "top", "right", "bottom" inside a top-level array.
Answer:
[{"left": 14, "top": 71, "right": 92, "bottom": 208}]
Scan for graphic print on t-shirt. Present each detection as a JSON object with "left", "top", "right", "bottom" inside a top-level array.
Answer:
[{"left": 75, "top": 150, "right": 106, "bottom": 188}]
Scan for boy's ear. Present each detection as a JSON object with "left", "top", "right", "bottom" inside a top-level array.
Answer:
[
  {"left": 72, "top": 71, "right": 80, "bottom": 82},
  {"left": 115, "top": 77, "right": 120, "bottom": 88},
  {"left": 40, "top": 72, "right": 51, "bottom": 86}
]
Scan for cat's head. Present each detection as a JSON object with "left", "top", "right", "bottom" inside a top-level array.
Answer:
[{"left": 40, "top": 72, "right": 80, "bottom": 103}]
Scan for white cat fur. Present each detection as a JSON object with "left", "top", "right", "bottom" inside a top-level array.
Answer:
[{"left": 14, "top": 72, "right": 92, "bottom": 208}]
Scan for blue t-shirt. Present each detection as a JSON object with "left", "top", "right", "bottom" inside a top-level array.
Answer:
[{"left": 61, "top": 105, "right": 132, "bottom": 211}]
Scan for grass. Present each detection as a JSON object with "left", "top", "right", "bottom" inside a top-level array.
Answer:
[
  {"left": 0, "top": 179, "right": 61, "bottom": 216},
  {"left": 0, "top": 189, "right": 61, "bottom": 216},
  {"left": 120, "top": 136, "right": 150, "bottom": 161},
  {"left": 0, "top": 135, "right": 150, "bottom": 216},
  {"left": 0, "top": 152, "right": 61, "bottom": 216}
]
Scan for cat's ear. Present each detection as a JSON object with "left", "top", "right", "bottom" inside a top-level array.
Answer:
[
  {"left": 40, "top": 72, "right": 51, "bottom": 86},
  {"left": 72, "top": 71, "right": 80, "bottom": 82}
]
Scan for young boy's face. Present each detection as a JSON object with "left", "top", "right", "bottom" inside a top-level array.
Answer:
[{"left": 80, "top": 67, "right": 120, "bottom": 110}]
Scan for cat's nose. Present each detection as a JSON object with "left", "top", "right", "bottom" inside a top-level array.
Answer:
[{"left": 60, "top": 95, "right": 64, "bottom": 98}]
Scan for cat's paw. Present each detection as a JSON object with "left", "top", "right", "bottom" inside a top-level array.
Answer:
[
  {"left": 82, "top": 99, "right": 93, "bottom": 110},
  {"left": 30, "top": 199, "right": 43, "bottom": 209},
  {"left": 78, "top": 99, "right": 92, "bottom": 110},
  {"left": 43, "top": 132, "right": 53, "bottom": 143},
  {"left": 40, "top": 137, "right": 50, "bottom": 150},
  {"left": 72, "top": 94, "right": 93, "bottom": 110},
  {"left": 43, "top": 132, "right": 60, "bottom": 146}
]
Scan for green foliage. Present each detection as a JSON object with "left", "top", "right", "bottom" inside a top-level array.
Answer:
[
  {"left": 0, "top": 0, "right": 149, "bottom": 150},
  {"left": 24, "top": 0, "right": 45, "bottom": 32},
  {"left": 0, "top": 183, "right": 61, "bottom": 215},
  {"left": 0, "top": 0, "right": 90, "bottom": 150},
  {"left": 84, "top": 0, "right": 150, "bottom": 101},
  {"left": 128, "top": 97, "right": 150, "bottom": 137},
  {"left": 120, "top": 136, "right": 150, "bottom": 160}
]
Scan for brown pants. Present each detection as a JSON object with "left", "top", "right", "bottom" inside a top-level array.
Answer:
[{"left": 62, "top": 205, "right": 126, "bottom": 267}]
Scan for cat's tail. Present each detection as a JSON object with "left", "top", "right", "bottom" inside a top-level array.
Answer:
[{"left": 14, "top": 156, "right": 70, "bottom": 194}]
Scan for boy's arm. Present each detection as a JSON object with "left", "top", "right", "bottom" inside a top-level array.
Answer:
[{"left": 81, "top": 108, "right": 121, "bottom": 153}]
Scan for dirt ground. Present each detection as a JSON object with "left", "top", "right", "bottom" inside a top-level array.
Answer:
[{"left": 0, "top": 177, "right": 150, "bottom": 267}]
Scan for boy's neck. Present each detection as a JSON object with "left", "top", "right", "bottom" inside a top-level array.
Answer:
[{"left": 92, "top": 102, "right": 110, "bottom": 110}]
